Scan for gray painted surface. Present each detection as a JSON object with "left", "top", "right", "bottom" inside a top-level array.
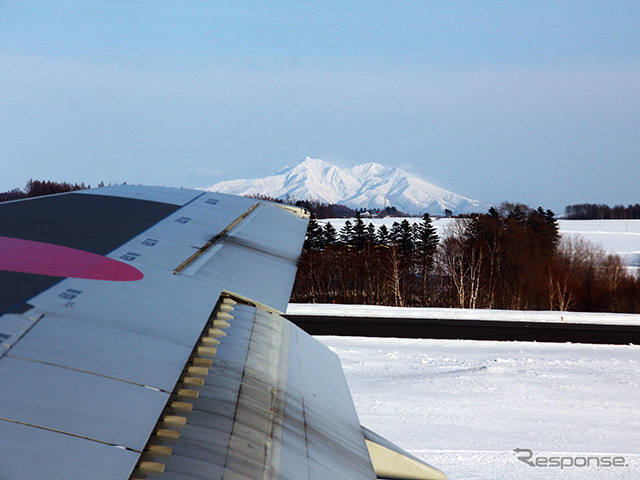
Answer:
[
  {"left": 0, "top": 186, "right": 310, "bottom": 479},
  {"left": 0, "top": 356, "right": 169, "bottom": 449},
  {"left": 0, "top": 421, "right": 139, "bottom": 480}
]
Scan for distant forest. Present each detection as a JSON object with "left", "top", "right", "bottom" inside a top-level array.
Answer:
[
  {"left": 565, "top": 203, "right": 640, "bottom": 220},
  {"left": 246, "top": 194, "right": 409, "bottom": 218},
  {"left": 0, "top": 179, "right": 88, "bottom": 202},
  {"left": 291, "top": 204, "right": 640, "bottom": 313}
]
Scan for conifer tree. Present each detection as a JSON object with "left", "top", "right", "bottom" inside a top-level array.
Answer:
[
  {"left": 377, "top": 224, "right": 391, "bottom": 245},
  {"left": 303, "top": 218, "right": 325, "bottom": 251},
  {"left": 323, "top": 222, "right": 338, "bottom": 245},
  {"left": 526, "top": 207, "right": 560, "bottom": 257},
  {"left": 390, "top": 221, "right": 401, "bottom": 244},
  {"left": 414, "top": 213, "right": 439, "bottom": 304},
  {"left": 391, "top": 219, "right": 414, "bottom": 251},
  {"left": 339, "top": 220, "right": 354, "bottom": 245},
  {"left": 507, "top": 204, "right": 528, "bottom": 223},
  {"left": 415, "top": 213, "right": 439, "bottom": 270},
  {"left": 365, "top": 223, "right": 376, "bottom": 244},
  {"left": 353, "top": 212, "right": 366, "bottom": 248}
]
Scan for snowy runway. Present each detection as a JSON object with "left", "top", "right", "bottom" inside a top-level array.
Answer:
[{"left": 318, "top": 336, "right": 640, "bottom": 480}]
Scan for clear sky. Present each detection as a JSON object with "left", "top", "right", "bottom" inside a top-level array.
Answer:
[{"left": 1, "top": 1, "right": 638, "bottom": 213}]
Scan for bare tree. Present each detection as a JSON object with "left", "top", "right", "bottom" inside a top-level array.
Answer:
[
  {"left": 381, "top": 245, "right": 404, "bottom": 307},
  {"left": 437, "top": 219, "right": 484, "bottom": 308}
]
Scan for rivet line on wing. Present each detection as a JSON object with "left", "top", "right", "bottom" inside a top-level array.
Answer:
[{"left": 128, "top": 295, "right": 237, "bottom": 479}]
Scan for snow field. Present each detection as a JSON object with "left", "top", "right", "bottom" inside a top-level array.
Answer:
[{"left": 318, "top": 336, "right": 640, "bottom": 480}]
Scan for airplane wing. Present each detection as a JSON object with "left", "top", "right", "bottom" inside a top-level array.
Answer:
[{"left": 0, "top": 185, "right": 445, "bottom": 480}]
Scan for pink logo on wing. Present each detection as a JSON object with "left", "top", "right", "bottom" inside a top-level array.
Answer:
[{"left": 0, "top": 236, "right": 144, "bottom": 281}]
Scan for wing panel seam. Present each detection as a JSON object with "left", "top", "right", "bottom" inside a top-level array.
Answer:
[
  {"left": 5, "top": 354, "right": 170, "bottom": 392},
  {"left": 173, "top": 203, "right": 260, "bottom": 274},
  {"left": 0, "top": 417, "right": 142, "bottom": 452}
]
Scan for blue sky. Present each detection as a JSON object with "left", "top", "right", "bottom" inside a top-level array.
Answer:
[{"left": 1, "top": 1, "right": 639, "bottom": 213}]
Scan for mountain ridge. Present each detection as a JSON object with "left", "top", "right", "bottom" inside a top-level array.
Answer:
[{"left": 206, "top": 157, "right": 489, "bottom": 215}]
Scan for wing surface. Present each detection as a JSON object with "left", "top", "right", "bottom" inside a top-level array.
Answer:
[{"left": 0, "top": 185, "right": 445, "bottom": 479}]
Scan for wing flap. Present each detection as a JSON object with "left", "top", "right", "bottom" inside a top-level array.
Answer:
[{"left": 143, "top": 294, "right": 377, "bottom": 480}]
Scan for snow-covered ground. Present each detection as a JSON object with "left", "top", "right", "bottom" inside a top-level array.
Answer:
[
  {"left": 288, "top": 303, "right": 640, "bottom": 326},
  {"left": 558, "top": 219, "right": 640, "bottom": 267},
  {"left": 321, "top": 217, "right": 640, "bottom": 267},
  {"left": 319, "top": 336, "right": 640, "bottom": 480},
  {"left": 306, "top": 218, "right": 640, "bottom": 478}
]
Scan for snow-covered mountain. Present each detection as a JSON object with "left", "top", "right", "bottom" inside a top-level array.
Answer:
[{"left": 206, "top": 157, "right": 489, "bottom": 215}]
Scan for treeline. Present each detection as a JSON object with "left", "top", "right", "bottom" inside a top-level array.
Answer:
[
  {"left": 565, "top": 203, "right": 640, "bottom": 220},
  {"left": 293, "top": 213, "right": 439, "bottom": 306},
  {"left": 0, "top": 179, "right": 89, "bottom": 202},
  {"left": 291, "top": 204, "right": 640, "bottom": 313},
  {"left": 293, "top": 199, "right": 408, "bottom": 219},
  {"left": 246, "top": 194, "right": 408, "bottom": 219}
]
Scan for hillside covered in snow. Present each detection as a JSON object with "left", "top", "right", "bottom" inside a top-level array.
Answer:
[{"left": 206, "top": 157, "right": 489, "bottom": 215}]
